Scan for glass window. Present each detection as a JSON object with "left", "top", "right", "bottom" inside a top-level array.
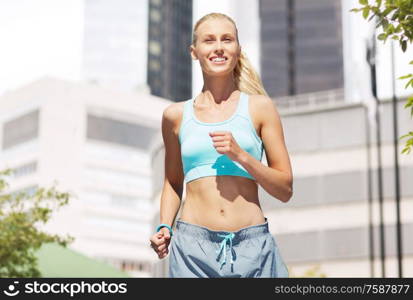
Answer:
[{"left": 2, "top": 110, "right": 39, "bottom": 150}]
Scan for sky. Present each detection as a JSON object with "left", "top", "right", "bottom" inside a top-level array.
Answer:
[
  {"left": 0, "top": 0, "right": 411, "bottom": 101},
  {"left": 0, "top": 0, "right": 84, "bottom": 96}
]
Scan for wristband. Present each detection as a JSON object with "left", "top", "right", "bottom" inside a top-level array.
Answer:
[{"left": 156, "top": 224, "right": 174, "bottom": 237}]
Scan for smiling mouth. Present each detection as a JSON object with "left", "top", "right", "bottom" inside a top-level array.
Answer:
[{"left": 209, "top": 56, "right": 228, "bottom": 64}]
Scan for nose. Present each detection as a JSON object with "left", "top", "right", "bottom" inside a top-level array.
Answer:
[{"left": 214, "top": 41, "right": 224, "bottom": 53}]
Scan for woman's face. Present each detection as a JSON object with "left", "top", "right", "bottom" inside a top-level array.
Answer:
[{"left": 191, "top": 18, "right": 241, "bottom": 76}]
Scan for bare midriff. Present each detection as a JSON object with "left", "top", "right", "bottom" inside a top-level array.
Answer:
[{"left": 179, "top": 175, "right": 266, "bottom": 231}]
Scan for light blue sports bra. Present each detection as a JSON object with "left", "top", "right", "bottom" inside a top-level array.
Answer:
[{"left": 179, "top": 92, "right": 264, "bottom": 183}]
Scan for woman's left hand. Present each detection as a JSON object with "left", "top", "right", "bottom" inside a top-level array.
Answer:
[{"left": 209, "top": 131, "right": 245, "bottom": 162}]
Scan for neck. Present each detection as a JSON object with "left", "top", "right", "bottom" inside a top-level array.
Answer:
[{"left": 200, "top": 72, "right": 238, "bottom": 104}]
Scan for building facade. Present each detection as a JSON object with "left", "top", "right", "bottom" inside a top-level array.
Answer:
[
  {"left": 0, "top": 77, "right": 171, "bottom": 277},
  {"left": 259, "top": 0, "right": 343, "bottom": 98},
  {"left": 147, "top": 0, "right": 193, "bottom": 102}
]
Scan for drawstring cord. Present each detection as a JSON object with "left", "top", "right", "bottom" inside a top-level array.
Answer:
[{"left": 216, "top": 232, "right": 235, "bottom": 268}]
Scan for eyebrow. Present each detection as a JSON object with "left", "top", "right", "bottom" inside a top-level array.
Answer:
[{"left": 202, "top": 33, "right": 235, "bottom": 38}]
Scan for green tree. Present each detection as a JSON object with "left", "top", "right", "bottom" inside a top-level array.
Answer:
[
  {"left": 0, "top": 169, "right": 74, "bottom": 277},
  {"left": 350, "top": 0, "right": 413, "bottom": 154}
]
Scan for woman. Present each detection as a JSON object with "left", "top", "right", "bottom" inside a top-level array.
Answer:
[{"left": 149, "top": 12, "right": 293, "bottom": 278}]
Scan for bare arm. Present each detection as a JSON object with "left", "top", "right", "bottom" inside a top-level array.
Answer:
[
  {"left": 159, "top": 103, "right": 185, "bottom": 227},
  {"left": 237, "top": 95, "right": 293, "bottom": 202}
]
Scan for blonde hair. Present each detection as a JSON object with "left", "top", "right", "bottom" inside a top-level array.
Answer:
[{"left": 192, "top": 12, "right": 268, "bottom": 96}]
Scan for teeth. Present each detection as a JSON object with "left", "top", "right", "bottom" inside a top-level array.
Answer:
[{"left": 212, "top": 57, "right": 225, "bottom": 62}]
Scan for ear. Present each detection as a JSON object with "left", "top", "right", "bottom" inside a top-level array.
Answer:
[{"left": 189, "top": 45, "right": 198, "bottom": 60}]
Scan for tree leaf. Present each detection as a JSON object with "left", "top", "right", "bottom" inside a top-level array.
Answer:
[
  {"left": 378, "top": 33, "right": 387, "bottom": 40},
  {"left": 382, "top": 18, "right": 390, "bottom": 30},
  {"left": 404, "top": 96, "right": 413, "bottom": 108},
  {"left": 398, "top": 73, "right": 413, "bottom": 80},
  {"left": 363, "top": 7, "right": 371, "bottom": 19},
  {"left": 395, "top": 24, "right": 403, "bottom": 33},
  {"left": 0, "top": 170, "right": 73, "bottom": 277},
  {"left": 391, "top": 9, "right": 400, "bottom": 20},
  {"left": 401, "top": 147, "right": 410, "bottom": 154},
  {"left": 405, "top": 79, "right": 413, "bottom": 89},
  {"left": 383, "top": 7, "right": 394, "bottom": 17}
]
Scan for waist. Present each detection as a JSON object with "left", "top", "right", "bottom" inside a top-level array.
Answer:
[
  {"left": 180, "top": 180, "right": 264, "bottom": 231},
  {"left": 175, "top": 217, "right": 269, "bottom": 243}
]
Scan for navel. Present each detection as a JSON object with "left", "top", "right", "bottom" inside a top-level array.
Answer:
[{"left": 219, "top": 209, "right": 225, "bottom": 216}]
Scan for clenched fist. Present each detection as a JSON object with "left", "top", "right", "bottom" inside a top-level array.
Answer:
[{"left": 149, "top": 227, "right": 171, "bottom": 259}]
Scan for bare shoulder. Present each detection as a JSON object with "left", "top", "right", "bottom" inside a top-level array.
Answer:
[
  {"left": 162, "top": 101, "right": 186, "bottom": 135},
  {"left": 249, "top": 94, "right": 277, "bottom": 109},
  {"left": 248, "top": 94, "right": 280, "bottom": 123}
]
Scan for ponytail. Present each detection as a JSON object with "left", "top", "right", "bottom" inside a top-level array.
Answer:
[{"left": 234, "top": 51, "right": 268, "bottom": 96}]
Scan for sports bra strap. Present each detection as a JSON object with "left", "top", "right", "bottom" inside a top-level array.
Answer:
[
  {"left": 180, "top": 98, "right": 193, "bottom": 128},
  {"left": 237, "top": 92, "right": 250, "bottom": 119}
]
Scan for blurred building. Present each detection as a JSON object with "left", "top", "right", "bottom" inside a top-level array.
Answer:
[
  {"left": 259, "top": 0, "right": 343, "bottom": 98},
  {"left": 147, "top": 0, "right": 193, "bottom": 102},
  {"left": 265, "top": 95, "right": 413, "bottom": 277},
  {"left": 83, "top": 0, "right": 194, "bottom": 101},
  {"left": 82, "top": 0, "right": 149, "bottom": 92},
  {"left": 0, "top": 77, "right": 171, "bottom": 277}
]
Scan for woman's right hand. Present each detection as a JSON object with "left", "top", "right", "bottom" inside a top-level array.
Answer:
[{"left": 149, "top": 227, "right": 171, "bottom": 259}]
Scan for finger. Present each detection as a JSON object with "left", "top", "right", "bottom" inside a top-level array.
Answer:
[
  {"left": 153, "top": 237, "right": 165, "bottom": 246},
  {"left": 158, "top": 243, "right": 168, "bottom": 251},
  {"left": 151, "top": 244, "right": 159, "bottom": 252},
  {"left": 159, "top": 246, "right": 168, "bottom": 254},
  {"left": 150, "top": 233, "right": 163, "bottom": 244},
  {"left": 213, "top": 141, "right": 229, "bottom": 147},
  {"left": 159, "top": 250, "right": 168, "bottom": 259},
  {"left": 161, "top": 228, "right": 171, "bottom": 240},
  {"left": 215, "top": 146, "right": 230, "bottom": 152},
  {"left": 211, "top": 135, "right": 226, "bottom": 140},
  {"left": 211, "top": 138, "right": 227, "bottom": 143},
  {"left": 151, "top": 241, "right": 162, "bottom": 250},
  {"left": 209, "top": 131, "right": 228, "bottom": 136},
  {"left": 153, "top": 238, "right": 169, "bottom": 250}
]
